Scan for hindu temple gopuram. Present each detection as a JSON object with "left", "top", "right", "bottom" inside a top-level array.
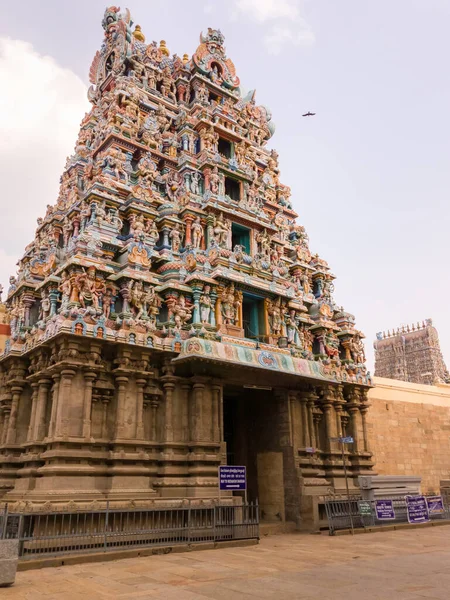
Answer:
[
  {"left": 0, "top": 7, "right": 373, "bottom": 526},
  {"left": 375, "top": 320, "right": 449, "bottom": 386}
]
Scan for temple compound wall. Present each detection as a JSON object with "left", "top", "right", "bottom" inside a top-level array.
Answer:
[{"left": 368, "top": 376, "right": 450, "bottom": 494}]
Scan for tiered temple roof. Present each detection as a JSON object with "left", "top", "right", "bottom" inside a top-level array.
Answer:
[{"left": 2, "top": 7, "right": 370, "bottom": 386}]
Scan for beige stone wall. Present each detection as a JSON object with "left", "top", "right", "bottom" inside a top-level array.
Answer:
[{"left": 368, "top": 376, "right": 450, "bottom": 493}]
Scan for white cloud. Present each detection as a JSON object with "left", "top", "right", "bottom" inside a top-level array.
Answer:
[
  {"left": 0, "top": 38, "right": 89, "bottom": 293},
  {"left": 234, "top": 0, "right": 300, "bottom": 22},
  {"left": 232, "top": 0, "right": 315, "bottom": 52},
  {"left": 265, "top": 22, "right": 315, "bottom": 54}
]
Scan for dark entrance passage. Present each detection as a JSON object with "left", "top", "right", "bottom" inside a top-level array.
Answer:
[{"left": 223, "top": 385, "right": 286, "bottom": 520}]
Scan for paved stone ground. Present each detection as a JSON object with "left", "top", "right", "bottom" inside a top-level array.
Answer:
[{"left": 4, "top": 526, "right": 450, "bottom": 599}]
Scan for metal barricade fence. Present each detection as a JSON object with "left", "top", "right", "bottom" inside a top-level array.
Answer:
[
  {"left": 0, "top": 502, "right": 259, "bottom": 560},
  {"left": 325, "top": 495, "right": 450, "bottom": 535}
]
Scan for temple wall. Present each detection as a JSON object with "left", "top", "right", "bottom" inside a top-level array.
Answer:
[{"left": 368, "top": 376, "right": 450, "bottom": 493}]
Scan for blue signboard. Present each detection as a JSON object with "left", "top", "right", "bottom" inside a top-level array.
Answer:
[
  {"left": 426, "top": 495, "right": 445, "bottom": 514},
  {"left": 219, "top": 466, "right": 246, "bottom": 491},
  {"left": 406, "top": 495, "right": 429, "bottom": 524},
  {"left": 340, "top": 436, "right": 354, "bottom": 444},
  {"left": 375, "top": 499, "right": 396, "bottom": 520}
]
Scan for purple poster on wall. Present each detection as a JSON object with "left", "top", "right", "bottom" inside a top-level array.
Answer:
[
  {"left": 406, "top": 495, "right": 429, "bottom": 524},
  {"left": 426, "top": 496, "right": 445, "bottom": 514},
  {"left": 375, "top": 499, "right": 396, "bottom": 520}
]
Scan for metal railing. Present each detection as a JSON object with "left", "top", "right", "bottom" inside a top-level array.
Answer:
[
  {"left": 325, "top": 495, "right": 450, "bottom": 535},
  {"left": 0, "top": 502, "right": 259, "bottom": 560}
]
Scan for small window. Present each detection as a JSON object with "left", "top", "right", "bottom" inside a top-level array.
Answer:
[
  {"left": 231, "top": 223, "right": 250, "bottom": 254},
  {"left": 218, "top": 138, "right": 233, "bottom": 159},
  {"left": 225, "top": 176, "right": 240, "bottom": 201},
  {"left": 209, "top": 92, "right": 219, "bottom": 104}
]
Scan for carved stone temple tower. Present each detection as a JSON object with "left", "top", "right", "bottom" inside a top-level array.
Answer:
[
  {"left": 374, "top": 320, "right": 449, "bottom": 385},
  {"left": 0, "top": 7, "right": 373, "bottom": 527}
]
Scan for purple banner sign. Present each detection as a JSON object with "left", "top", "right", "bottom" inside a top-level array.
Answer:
[
  {"left": 219, "top": 466, "right": 246, "bottom": 491},
  {"left": 406, "top": 495, "right": 429, "bottom": 524},
  {"left": 375, "top": 499, "right": 396, "bottom": 520},
  {"left": 426, "top": 495, "right": 445, "bottom": 514}
]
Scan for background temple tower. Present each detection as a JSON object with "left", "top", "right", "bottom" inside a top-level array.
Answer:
[{"left": 374, "top": 319, "right": 449, "bottom": 385}]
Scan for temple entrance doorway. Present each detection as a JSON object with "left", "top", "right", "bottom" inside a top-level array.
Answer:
[{"left": 223, "top": 385, "right": 286, "bottom": 521}]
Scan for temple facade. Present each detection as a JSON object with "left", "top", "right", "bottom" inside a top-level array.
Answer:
[
  {"left": 0, "top": 8, "right": 373, "bottom": 527},
  {"left": 374, "top": 320, "right": 449, "bottom": 385}
]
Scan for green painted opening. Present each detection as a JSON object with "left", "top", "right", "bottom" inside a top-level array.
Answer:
[
  {"left": 231, "top": 223, "right": 251, "bottom": 253},
  {"left": 242, "top": 293, "right": 265, "bottom": 339}
]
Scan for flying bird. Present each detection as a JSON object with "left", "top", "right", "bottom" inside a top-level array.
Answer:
[{"left": 302, "top": 112, "right": 316, "bottom": 117}]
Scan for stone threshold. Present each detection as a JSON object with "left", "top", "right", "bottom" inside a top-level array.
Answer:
[{"left": 17, "top": 538, "right": 259, "bottom": 571}]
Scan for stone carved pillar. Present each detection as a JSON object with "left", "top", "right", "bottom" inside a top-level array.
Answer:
[
  {"left": 27, "top": 383, "right": 39, "bottom": 442},
  {"left": 0, "top": 410, "right": 4, "bottom": 446},
  {"left": 82, "top": 371, "right": 97, "bottom": 440},
  {"left": 211, "top": 385, "right": 221, "bottom": 443},
  {"left": 181, "top": 383, "right": 191, "bottom": 442},
  {"left": 215, "top": 292, "right": 222, "bottom": 326},
  {"left": 192, "top": 288, "right": 201, "bottom": 324},
  {"left": 321, "top": 386, "right": 338, "bottom": 454},
  {"left": 34, "top": 379, "right": 52, "bottom": 441},
  {"left": 313, "top": 409, "right": 323, "bottom": 449},
  {"left": 191, "top": 382, "right": 204, "bottom": 442},
  {"left": 55, "top": 369, "right": 76, "bottom": 438},
  {"left": 162, "top": 380, "right": 175, "bottom": 442},
  {"left": 347, "top": 388, "right": 361, "bottom": 454},
  {"left": 135, "top": 378, "right": 147, "bottom": 439},
  {"left": 334, "top": 386, "right": 345, "bottom": 438},
  {"left": 307, "top": 391, "right": 318, "bottom": 449},
  {"left": 359, "top": 389, "right": 371, "bottom": 453},
  {"left": 184, "top": 215, "right": 194, "bottom": 246},
  {"left": 48, "top": 375, "right": 60, "bottom": 438},
  {"left": 1, "top": 409, "right": 10, "bottom": 445},
  {"left": 115, "top": 376, "right": 129, "bottom": 439},
  {"left": 150, "top": 396, "right": 159, "bottom": 440},
  {"left": 101, "top": 395, "right": 110, "bottom": 439},
  {"left": 6, "top": 385, "right": 23, "bottom": 445},
  {"left": 298, "top": 391, "right": 310, "bottom": 448}
]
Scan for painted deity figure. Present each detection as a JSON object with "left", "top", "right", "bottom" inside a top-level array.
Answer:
[
  {"left": 191, "top": 217, "right": 203, "bottom": 249},
  {"left": 58, "top": 271, "right": 72, "bottom": 310},
  {"left": 169, "top": 223, "right": 182, "bottom": 252},
  {"left": 324, "top": 331, "right": 340, "bottom": 358},
  {"left": 286, "top": 310, "right": 300, "bottom": 346},
  {"left": 190, "top": 172, "right": 201, "bottom": 195},
  {"left": 209, "top": 166, "right": 220, "bottom": 195},
  {"left": 221, "top": 284, "right": 241, "bottom": 326},
  {"left": 199, "top": 285, "right": 212, "bottom": 324},
  {"left": 39, "top": 289, "right": 51, "bottom": 321},
  {"left": 138, "top": 153, "right": 157, "bottom": 188},
  {"left": 144, "top": 286, "right": 162, "bottom": 324},
  {"left": 62, "top": 217, "right": 73, "bottom": 247},
  {"left": 212, "top": 213, "right": 230, "bottom": 248},
  {"left": 145, "top": 218, "right": 159, "bottom": 245},
  {"left": 172, "top": 295, "right": 192, "bottom": 330},
  {"left": 102, "top": 288, "right": 114, "bottom": 319},
  {"left": 350, "top": 333, "right": 365, "bottom": 364},
  {"left": 267, "top": 297, "right": 285, "bottom": 336},
  {"left": 129, "top": 213, "right": 146, "bottom": 239},
  {"left": 130, "top": 280, "right": 145, "bottom": 319},
  {"left": 76, "top": 267, "right": 103, "bottom": 311},
  {"left": 80, "top": 201, "right": 91, "bottom": 231}
]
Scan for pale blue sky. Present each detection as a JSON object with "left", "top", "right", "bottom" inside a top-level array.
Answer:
[{"left": 0, "top": 0, "right": 449, "bottom": 371}]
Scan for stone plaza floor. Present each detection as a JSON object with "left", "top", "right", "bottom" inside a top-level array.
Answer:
[{"left": 4, "top": 526, "right": 450, "bottom": 599}]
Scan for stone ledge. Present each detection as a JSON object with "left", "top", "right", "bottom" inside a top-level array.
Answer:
[
  {"left": 334, "top": 519, "right": 450, "bottom": 536},
  {"left": 18, "top": 538, "right": 259, "bottom": 571}
]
